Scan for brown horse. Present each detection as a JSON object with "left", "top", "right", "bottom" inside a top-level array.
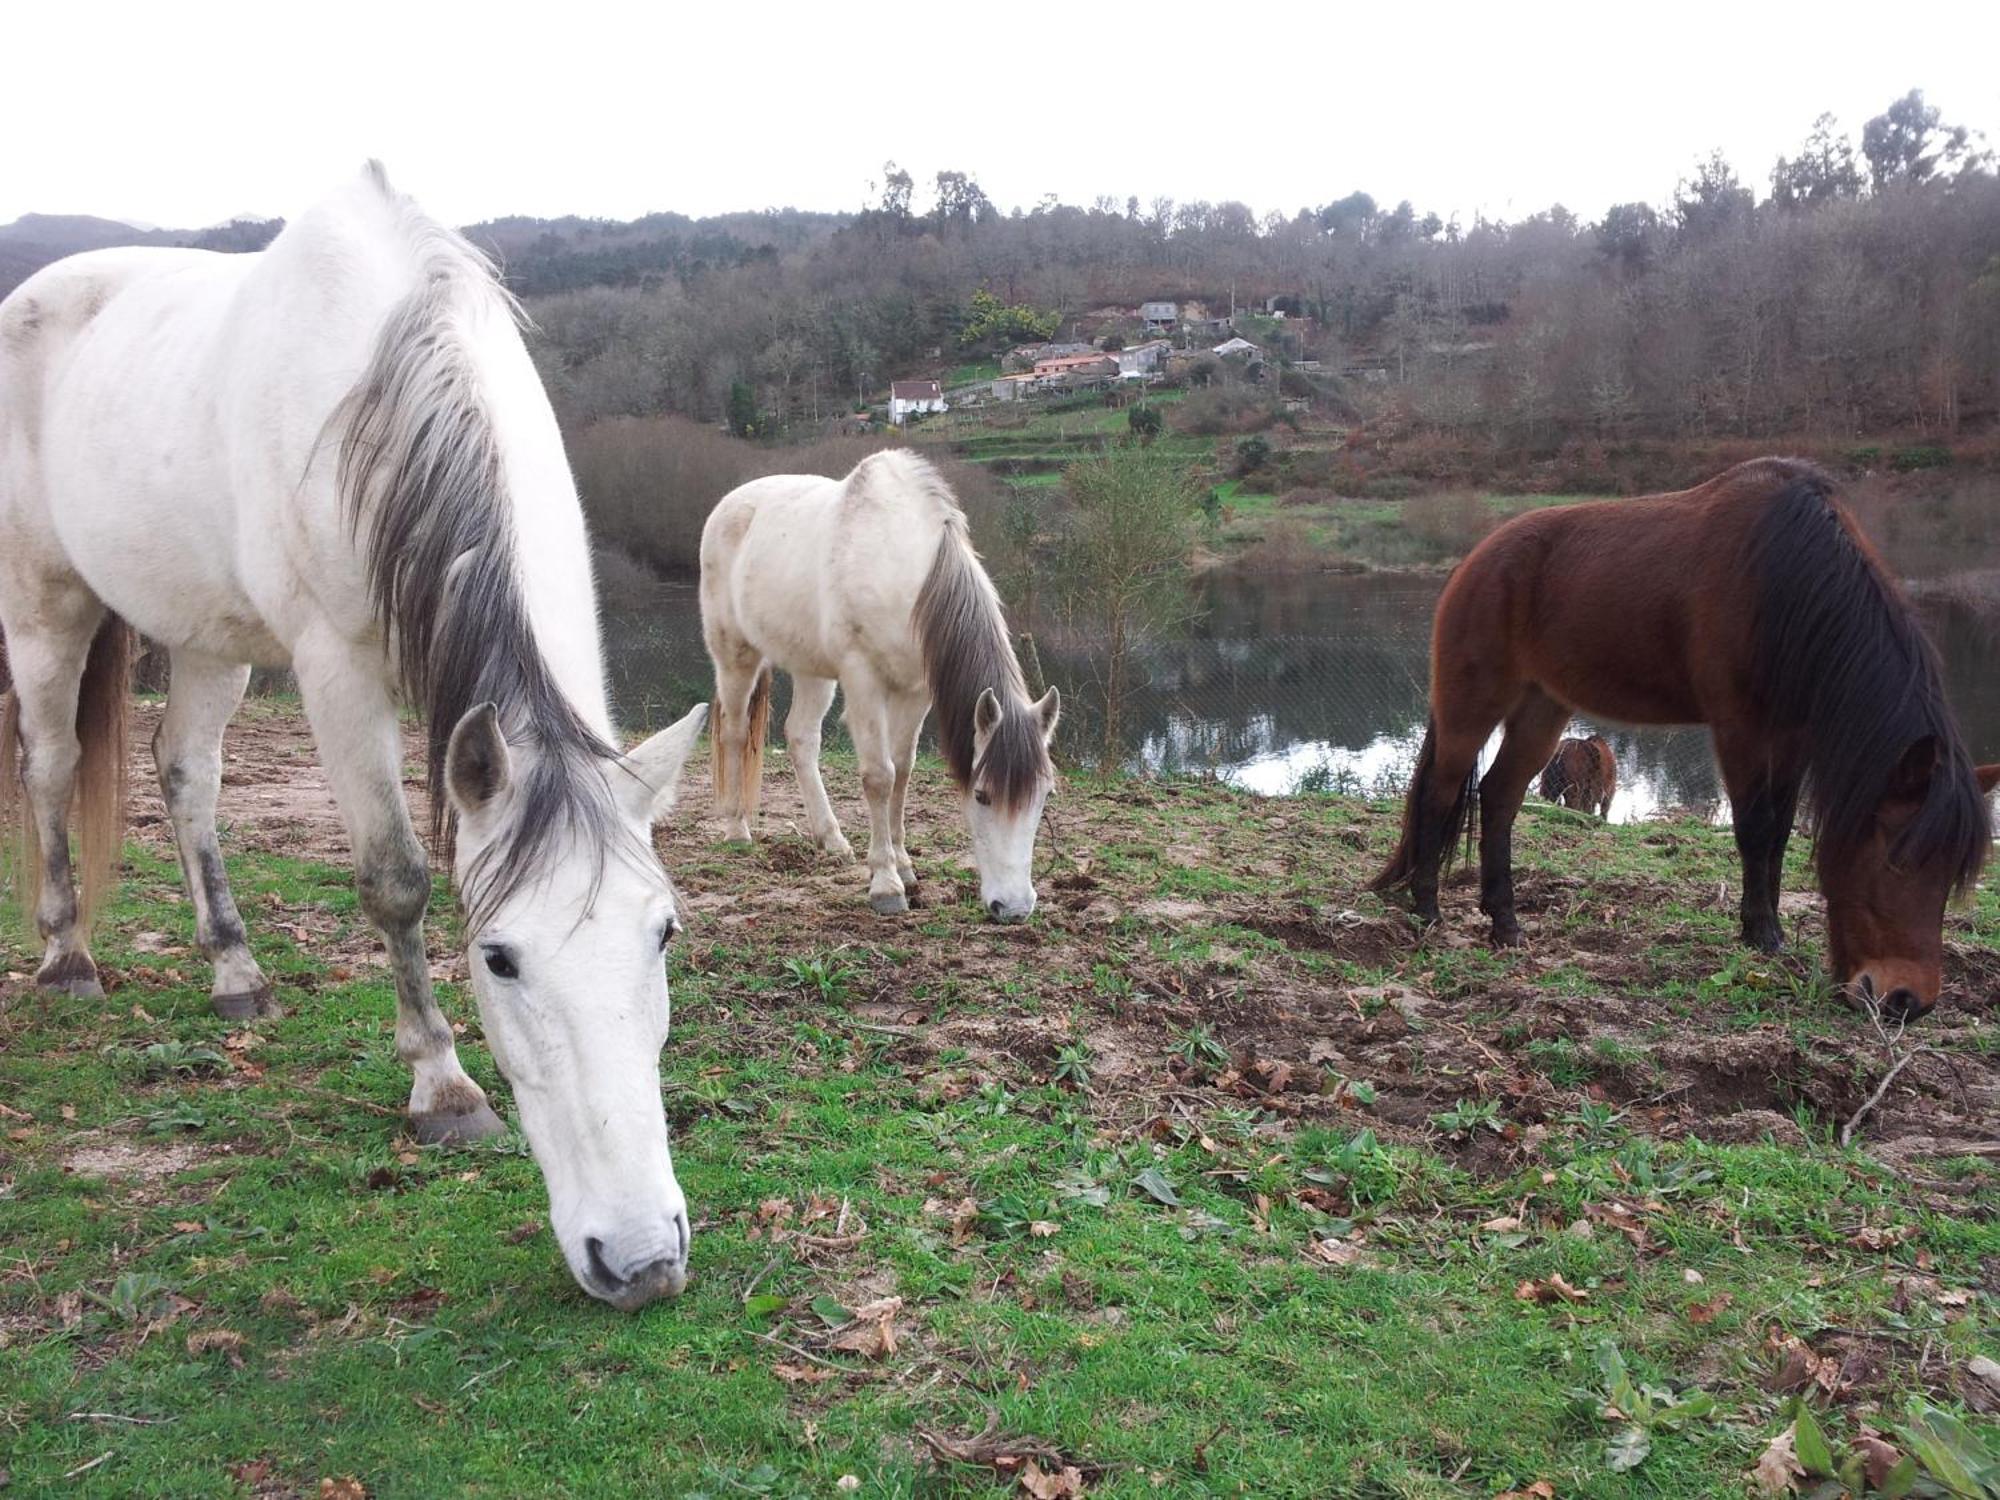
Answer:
[
  {"left": 1539, "top": 734, "right": 1616, "bottom": 818},
  {"left": 1373, "top": 458, "right": 1998, "bottom": 1019}
]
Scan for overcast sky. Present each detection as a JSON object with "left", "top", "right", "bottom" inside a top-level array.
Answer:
[{"left": 6, "top": 1, "right": 1997, "bottom": 231}]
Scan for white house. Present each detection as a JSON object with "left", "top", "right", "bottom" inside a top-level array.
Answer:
[
  {"left": 1116, "top": 339, "right": 1171, "bottom": 378},
  {"left": 888, "top": 379, "right": 947, "bottom": 425},
  {"left": 1140, "top": 301, "right": 1178, "bottom": 334},
  {"left": 1212, "top": 336, "right": 1263, "bottom": 360}
]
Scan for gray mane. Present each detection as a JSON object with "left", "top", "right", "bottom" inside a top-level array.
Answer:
[
  {"left": 332, "top": 163, "right": 629, "bottom": 924},
  {"left": 894, "top": 454, "right": 1050, "bottom": 810}
]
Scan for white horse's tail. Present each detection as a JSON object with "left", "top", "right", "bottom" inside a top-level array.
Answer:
[
  {"left": 712, "top": 665, "right": 772, "bottom": 818},
  {"left": 0, "top": 615, "right": 134, "bottom": 931}
]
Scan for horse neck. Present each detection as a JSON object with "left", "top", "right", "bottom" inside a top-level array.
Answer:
[{"left": 456, "top": 295, "right": 613, "bottom": 742}]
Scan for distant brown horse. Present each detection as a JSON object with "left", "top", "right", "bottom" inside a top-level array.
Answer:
[
  {"left": 1539, "top": 735, "right": 1616, "bottom": 818},
  {"left": 1373, "top": 458, "right": 1998, "bottom": 1019}
]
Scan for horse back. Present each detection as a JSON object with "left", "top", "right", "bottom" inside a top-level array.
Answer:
[{"left": 1434, "top": 464, "right": 1801, "bottom": 728}]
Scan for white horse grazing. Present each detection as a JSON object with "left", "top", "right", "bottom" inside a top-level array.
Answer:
[
  {"left": 700, "top": 450, "right": 1058, "bottom": 920},
  {"left": 0, "top": 163, "right": 706, "bottom": 1311}
]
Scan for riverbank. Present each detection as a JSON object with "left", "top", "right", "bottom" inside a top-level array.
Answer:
[{"left": 2, "top": 702, "right": 1995, "bottom": 1494}]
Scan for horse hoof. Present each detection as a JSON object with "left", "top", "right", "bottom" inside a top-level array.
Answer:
[
  {"left": 212, "top": 985, "right": 279, "bottom": 1022},
  {"left": 824, "top": 840, "right": 855, "bottom": 863},
  {"left": 411, "top": 1102, "right": 507, "bottom": 1146},
  {"left": 869, "top": 890, "right": 909, "bottom": 917},
  {"left": 36, "top": 955, "right": 103, "bottom": 998},
  {"left": 1491, "top": 923, "right": 1524, "bottom": 949}
]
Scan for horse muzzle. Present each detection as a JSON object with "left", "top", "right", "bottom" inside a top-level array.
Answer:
[{"left": 577, "top": 1215, "right": 690, "bottom": 1310}]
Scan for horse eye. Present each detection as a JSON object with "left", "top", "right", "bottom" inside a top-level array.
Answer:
[
  {"left": 975, "top": 789, "right": 992, "bottom": 808},
  {"left": 658, "top": 918, "right": 679, "bottom": 951},
  {"left": 483, "top": 948, "right": 519, "bottom": 980}
]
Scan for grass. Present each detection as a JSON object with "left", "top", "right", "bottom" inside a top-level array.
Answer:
[{"left": 2, "top": 743, "right": 1996, "bottom": 1496}]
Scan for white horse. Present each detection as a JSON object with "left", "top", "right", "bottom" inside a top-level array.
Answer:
[
  {"left": 700, "top": 450, "right": 1058, "bottom": 920},
  {"left": 0, "top": 163, "right": 706, "bottom": 1311}
]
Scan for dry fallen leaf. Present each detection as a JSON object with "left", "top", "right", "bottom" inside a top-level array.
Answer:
[
  {"left": 1481, "top": 1214, "right": 1524, "bottom": 1233},
  {"left": 187, "top": 1329, "right": 248, "bottom": 1364},
  {"left": 1846, "top": 1224, "right": 1916, "bottom": 1251},
  {"left": 1515, "top": 1274, "right": 1588, "bottom": 1305},
  {"left": 1028, "top": 1221, "right": 1060, "bottom": 1239},
  {"left": 1305, "top": 1237, "right": 1372, "bottom": 1267},
  {"left": 772, "top": 1361, "right": 837, "bottom": 1385},
  {"left": 828, "top": 1296, "right": 903, "bottom": 1359},
  {"left": 1495, "top": 1484, "right": 1555, "bottom": 1500},
  {"left": 1686, "top": 1293, "right": 1734, "bottom": 1325},
  {"left": 1749, "top": 1427, "right": 1802, "bottom": 1496},
  {"left": 319, "top": 1479, "right": 368, "bottom": 1500},
  {"left": 1764, "top": 1333, "right": 1844, "bottom": 1397},
  {"left": 1018, "top": 1458, "right": 1087, "bottom": 1498}
]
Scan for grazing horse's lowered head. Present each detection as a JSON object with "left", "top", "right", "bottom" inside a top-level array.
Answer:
[
  {"left": 442, "top": 701, "right": 707, "bottom": 1309},
  {"left": 1746, "top": 474, "right": 1997, "bottom": 1020},
  {"left": 913, "top": 492, "right": 1060, "bottom": 922}
]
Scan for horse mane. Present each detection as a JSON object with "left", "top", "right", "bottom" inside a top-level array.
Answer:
[
  {"left": 1748, "top": 462, "right": 1988, "bottom": 893},
  {"left": 332, "top": 162, "right": 629, "bottom": 924},
  {"left": 889, "top": 453, "right": 1049, "bottom": 810}
]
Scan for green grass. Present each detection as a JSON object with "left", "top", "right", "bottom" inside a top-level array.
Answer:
[{"left": 3, "top": 766, "right": 1996, "bottom": 1497}]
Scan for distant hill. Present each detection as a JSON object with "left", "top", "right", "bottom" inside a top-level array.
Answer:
[
  {"left": 0, "top": 203, "right": 850, "bottom": 302},
  {"left": 0, "top": 213, "right": 285, "bottom": 300}
]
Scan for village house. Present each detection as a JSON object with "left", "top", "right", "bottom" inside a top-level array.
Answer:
[
  {"left": 887, "top": 379, "right": 947, "bottom": 424},
  {"left": 1002, "top": 340, "right": 1092, "bottom": 373},
  {"left": 1115, "top": 339, "right": 1171, "bottom": 378},
  {"left": 1040, "top": 350, "right": 1120, "bottom": 378},
  {"left": 1140, "top": 301, "right": 1178, "bottom": 335},
  {"left": 1212, "top": 336, "right": 1263, "bottom": 360}
]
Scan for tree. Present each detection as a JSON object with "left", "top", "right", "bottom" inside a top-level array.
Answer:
[
  {"left": 1674, "top": 151, "right": 1753, "bottom": 237},
  {"left": 1771, "top": 113, "right": 1864, "bottom": 209},
  {"left": 932, "top": 169, "right": 993, "bottom": 233},
  {"left": 1127, "top": 403, "right": 1162, "bottom": 441},
  {"left": 877, "top": 161, "right": 914, "bottom": 219},
  {"left": 958, "top": 288, "right": 1058, "bottom": 349},
  {"left": 726, "top": 380, "right": 760, "bottom": 438},
  {"left": 1862, "top": 90, "right": 1977, "bottom": 189},
  {"left": 1596, "top": 202, "right": 1660, "bottom": 273},
  {"left": 1052, "top": 446, "right": 1200, "bottom": 767}
]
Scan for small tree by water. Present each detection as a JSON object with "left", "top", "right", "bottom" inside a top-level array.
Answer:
[{"left": 1053, "top": 446, "right": 1201, "bottom": 768}]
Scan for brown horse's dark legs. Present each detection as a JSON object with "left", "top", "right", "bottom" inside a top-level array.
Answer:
[
  {"left": 1717, "top": 734, "right": 1801, "bottom": 953},
  {"left": 1478, "top": 694, "right": 1569, "bottom": 946},
  {"left": 1406, "top": 729, "right": 1485, "bottom": 925}
]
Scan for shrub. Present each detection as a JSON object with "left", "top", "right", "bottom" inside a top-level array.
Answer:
[
  {"left": 1128, "top": 404, "right": 1163, "bottom": 441},
  {"left": 1402, "top": 490, "right": 1496, "bottom": 556},
  {"left": 1889, "top": 444, "right": 1952, "bottom": 472},
  {"left": 1234, "top": 435, "right": 1272, "bottom": 475}
]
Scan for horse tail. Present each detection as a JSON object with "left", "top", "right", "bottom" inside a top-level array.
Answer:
[
  {"left": 1370, "top": 718, "right": 1477, "bottom": 893},
  {"left": 737, "top": 665, "right": 772, "bottom": 822},
  {"left": 0, "top": 616, "right": 134, "bottom": 932}
]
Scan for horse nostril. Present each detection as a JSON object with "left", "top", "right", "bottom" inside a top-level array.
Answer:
[
  {"left": 585, "top": 1236, "right": 625, "bottom": 1291},
  {"left": 988, "top": 899, "right": 1003, "bottom": 918},
  {"left": 1884, "top": 988, "right": 1924, "bottom": 1020}
]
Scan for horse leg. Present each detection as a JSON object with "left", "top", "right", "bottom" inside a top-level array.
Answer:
[
  {"left": 1715, "top": 733, "right": 1799, "bottom": 954},
  {"left": 786, "top": 674, "right": 850, "bottom": 861},
  {"left": 1404, "top": 718, "right": 1495, "bottom": 927},
  {"left": 293, "top": 633, "right": 501, "bottom": 1142},
  {"left": 885, "top": 690, "right": 928, "bottom": 893},
  {"left": 3, "top": 604, "right": 105, "bottom": 995},
  {"left": 710, "top": 653, "right": 762, "bottom": 843},
  {"left": 842, "top": 672, "right": 906, "bottom": 915},
  {"left": 152, "top": 650, "right": 274, "bottom": 1020},
  {"left": 1479, "top": 691, "right": 1570, "bottom": 947}
]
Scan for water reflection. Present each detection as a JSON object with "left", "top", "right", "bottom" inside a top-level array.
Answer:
[{"left": 603, "top": 568, "right": 1997, "bottom": 823}]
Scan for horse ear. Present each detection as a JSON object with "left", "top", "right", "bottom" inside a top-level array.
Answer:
[
  {"left": 1884, "top": 735, "right": 1940, "bottom": 805},
  {"left": 620, "top": 702, "right": 709, "bottom": 824},
  {"left": 974, "top": 688, "right": 1002, "bottom": 738},
  {"left": 1033, "top": 686, "right": 1061, "bottom": 742},
  {"left": 446, "top": 703, "right": 511, "bottom": 815}
]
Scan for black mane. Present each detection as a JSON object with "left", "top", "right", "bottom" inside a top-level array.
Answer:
[{"left": 1749, "top": 465, "right": 1988, "bottom": 892}]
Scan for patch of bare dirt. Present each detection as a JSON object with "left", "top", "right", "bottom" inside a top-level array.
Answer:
[
  {"left": 84, "top": 703, "right": 2000, "bottom": 1184},
  {"left": 63, "top": 1131, "right": 210, "bottom": 1183}
]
